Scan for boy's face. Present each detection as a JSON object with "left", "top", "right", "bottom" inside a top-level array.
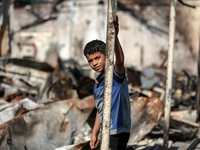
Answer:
[{"left": 86, "top": 51, "right": 105, "bottom": 74}]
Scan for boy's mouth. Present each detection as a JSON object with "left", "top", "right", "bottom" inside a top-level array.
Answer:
[{"left": 95, "top": 66, "right": 100, "bottom": 71}]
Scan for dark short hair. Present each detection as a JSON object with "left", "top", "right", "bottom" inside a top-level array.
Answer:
[{"left": 83, "top": 39, "right": 106, "bottom": 56}]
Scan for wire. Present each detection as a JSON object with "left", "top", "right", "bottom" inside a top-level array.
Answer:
[{"left": 178, "top": 0, "right": 196, "bottom": 8}]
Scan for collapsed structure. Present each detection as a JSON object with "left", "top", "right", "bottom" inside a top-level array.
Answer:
[{"left": 0, "top": 57, "right": 199, "bottom": 150}]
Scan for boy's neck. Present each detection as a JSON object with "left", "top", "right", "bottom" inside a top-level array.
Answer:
[{"left": 100, "top": 69, "right": 105, "bottom": 75}]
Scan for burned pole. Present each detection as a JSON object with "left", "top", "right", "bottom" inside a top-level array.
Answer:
[
  {"left": 163, "top": 0, "right": 177, "bottom": 149},
  {"left": 196, "top": 25, "right": 200, "bottom": 122},
  {"left": 100, "top": 0, "right": 117, "bottom": 150},
  {"left": 0, "top": 0, "right": 12, "bottom": 57}
]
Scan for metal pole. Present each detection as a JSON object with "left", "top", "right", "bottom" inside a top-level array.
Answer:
[
  {"left": 163, "top": 0, "right": 177, "bottom": 149},
  {"left": 100, "top": 0, "right": 117, "bottom": 150}
]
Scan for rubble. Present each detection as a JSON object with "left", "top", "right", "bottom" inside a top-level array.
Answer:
[
  {"left": 0, "top": 98, "right": 39, "bottom": 125},
  {"left": 0, "top": 57, "right": 199, "bottom": 150},
  {"left": 0, "top": 95, "right": 95, "bottom": 150}
]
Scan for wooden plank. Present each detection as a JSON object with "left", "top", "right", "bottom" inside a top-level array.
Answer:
[{"left": 169, "top": 138, "right": 199, "bottom": 150}]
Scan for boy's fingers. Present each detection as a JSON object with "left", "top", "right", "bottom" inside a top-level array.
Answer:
[
  {"left": 95, "top": 140, "right": 100, "bottom": 148},
  {"left": 90, "top": 140, "right": 94, "bottom": 149}
]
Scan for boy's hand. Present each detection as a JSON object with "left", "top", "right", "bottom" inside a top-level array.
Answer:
[
  {"left": 113, "top": 15, "right": 119, "bottom": 36},
  {"left": 90, "top": 135, "right": 100, "bottom": 149},
  {"left": 95, "top": 140, "right": 100, "bottom": 149}
]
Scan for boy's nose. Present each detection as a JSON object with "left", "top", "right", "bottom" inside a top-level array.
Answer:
[{"left": 93, "top": 60, "right": 97, "bottom": 66}]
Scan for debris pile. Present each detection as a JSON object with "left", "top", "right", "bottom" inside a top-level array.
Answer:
[
  {"left": 126, "top": 66, "right": 199, "bottom": 150},
  {"left": 0, "top": 57, "right": 95, "bottom": 150},
  {"left": 0, "top": 58, "right": 199, "bottom": 150}
]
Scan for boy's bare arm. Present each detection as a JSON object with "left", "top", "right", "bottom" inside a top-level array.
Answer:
[
  {"left": 90, "top": 112, "right": 100, "bottom": 149},
  {"left": 114, "top": 16, "right": 125, "bottom": 76}
]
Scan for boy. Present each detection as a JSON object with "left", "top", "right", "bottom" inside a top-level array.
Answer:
[{"left": 83, "top": 16, "right": 131, "bottom": 150}]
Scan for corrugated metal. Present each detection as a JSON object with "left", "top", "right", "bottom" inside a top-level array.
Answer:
[
  {"left": 128, "top": 96, "right": 164, "bottom": 144},
  {"left": 0, "top": 95, "right": 95, "bottom": 150}
]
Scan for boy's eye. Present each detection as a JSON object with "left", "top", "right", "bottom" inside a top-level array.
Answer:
[
  {"left": 88, "top": 60, "right": 92, "bottom": 63},
  {"left": 95, "top": 57, "right": 100, "bottom": 60}
]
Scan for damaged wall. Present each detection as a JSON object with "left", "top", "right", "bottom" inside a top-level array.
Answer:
[
  {"left": 9, "top": 0, "right": 106, "bottom": 66},
  {"left": 6, "top": 0, "right": 200, "bottom": 76}
]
